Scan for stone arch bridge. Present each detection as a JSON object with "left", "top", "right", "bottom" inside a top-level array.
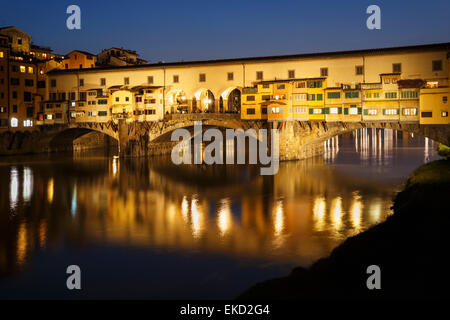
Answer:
[{"left": 38, "top": 114, "right": 450, "bottom": 160}]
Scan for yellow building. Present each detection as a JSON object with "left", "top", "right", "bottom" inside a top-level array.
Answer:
[
  {"left": 307, "top": 78, "right": 326, "bottom": 120},
  {"left": 419, "top": 85, "right": 449, "bottom": 125},
  {"left": 110, "top": 89, "right": 133, "bottom": 122},
  {"left": 291, "top": 79, "right": 309, "bottom": 121},
  {"left": 132, "top": 86, "right": 164, "bottom": 121},
  {"left": 63, "top": 50, "right": 95, "bottom": 69},
  {"left": 324, "top": 87, "right": 343, "bottom": 122},
  {"left": 241, "top": 85, "right": 267, "bottom": 120}
]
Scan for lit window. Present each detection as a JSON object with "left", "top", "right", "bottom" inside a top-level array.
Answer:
[
  {"left": 442, "top": 111, "right": 448, "bottom": 117},
  {"left": 47, "top": 114, "right": 53, "bottom": 120},
  {"left": 11, "top": 117, "right": 18, "bottom": 127},
  {"left": 20, "top": 66, "right": 26, "bottom": 73},
  {"left": 313, "top": 108, "right": 322, "bottom": 114},
  {"left": 385, "top": 109, "right": 398, "bottom": 115},
  {"left": 0, "top": 51, "right": 3, "bottom": 58},
  {"left": 368, "top": 109, "right": 377, "bottom": 115},
  {"left": 330, "top": 107, "right": 338, "bottom": 114},
  {"left": 23, "top": 120, "right": 33, "bottom": 127},
  {"left": 403, "top": 108, "right": 417, "bottom": 116},
  {"left": 27, "top": 67, "right": 33, "bottom": 73},
  {"left": 426, "top": 81, "right": 438, "bottom": 88},
  {"left": 349, "top": 108, "right": 358, "bottom": 115}
]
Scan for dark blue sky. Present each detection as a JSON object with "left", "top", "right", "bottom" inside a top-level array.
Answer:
[{"left": 1, "top": 0, "right": 449, "bottom": 63}]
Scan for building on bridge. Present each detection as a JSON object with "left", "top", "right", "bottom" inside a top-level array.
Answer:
[{"left": 43, "top": 42, "right": 449, "bottom": 126}]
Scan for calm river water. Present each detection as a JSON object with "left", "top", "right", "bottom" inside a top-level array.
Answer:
[{"left": 0, "top": 129, "right": 439, "bottom": 299}]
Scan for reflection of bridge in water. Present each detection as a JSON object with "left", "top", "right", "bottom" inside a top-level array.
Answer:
[{"left": 0, "top": 150, "right": 412, "bottom": 277}]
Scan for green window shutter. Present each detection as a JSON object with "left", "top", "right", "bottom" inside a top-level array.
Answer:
[
  {"left": 358, "top": 107, "right": 362, "bottom": 115},
  {"left": 338, "top": 107, "right": 342, "bottom": 114},
  {"left": 402, "top": 108, "right": 405, "bottom": 115},
  {"left": 309, "top": 108, "right": 313, "bottom": 115},
  {"left": 363, "top": 109, "right": 368, "bottom": 115},
  {"left": 344, "top": 108, "right": 349, "bottom": 115},
  {"left": 324, "top": 107, "right": 329, "bottom": 114},
  {"left": 382, "top": 109, "right": 386, "bottom": 115}
]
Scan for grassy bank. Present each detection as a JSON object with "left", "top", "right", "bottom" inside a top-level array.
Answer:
[{"left": 239, "top": 159, "right": 450, "bottom": 299}]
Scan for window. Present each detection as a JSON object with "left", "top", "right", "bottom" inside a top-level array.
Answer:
[
  {"left": 442, "top": 111, "right": 448, "bottom": 117},
  {"left": 18, "top": 38, "right": 22, "bottom": 45},
  {"left": 330, "top": 107, "right": 339, "bottom": 114},
  {"left": 10, "top": 78, "right": 19, "bottom": 86},
  {"left": 98, "top": 111, "right": 108, "bottom": 117},
  {"left": 12, "top": 65, "right": 19, "bottom": 72},
  {"left": 384, "top": 78, "right": 390, "bottom": 84},
  {"left": 261, "top": 107, "right": 267, "bottom": 114},
  {"left": 12, "top": 105, "right": 18, "bottom": 113},
  {"left": 25, "top": 79, "right": 33, "bottom": 86},
  {"left": 349, "top": 107, "right": 358, "bottom": 115},
  {"left": 385, "top": 92, "right": 397, "bottom": 99},
  {"left": 148, "top": 76, "right": 154, "bottom": 84},
  {"left": 79, "top": 92, "right": 86, "bottom": 101},
  {"left": 11, "top": 117, "right": 18, "bottom": 128},
  {"left": 400, "top": 91, "right": 418, "bottom": 99},
  {"left": 288, "top": 70, "right": 295, "bottom": 78},
  {"left": 271, "top": 107, "right": 282, "bottom": 114},
  {"left": 307, "top": 80, "right": 322, "bottom": 88},
  {"left": 70, "top": 92, "right": 76, "bottom": 100},
  {"left": 294, "top": 93, "right": 307, "bottom": 100},
  {"left": 173, "top": 75, "right": 179, "bottom": 83},
  {"left": 316, "top": 94, "right": 323, "bottom": 101},
  {"left": 393, "top": 63, "right": 402, "bottom": 73},
  {"left": 295, "top": 82, "right": 305, "bottom": 88},
  {"left": 432, "top": 60, "right": 443, "bottom": 72},
  {"left": 12, "top": 91, "right": 17, "bottom": 99},
  {"left": 100, "top": 78, "right": 106, "bottom": 86},
  {"left": 23, "top": 120, "right": 33, "bottom": 127},
  {"left": 421, "top": 112, "right": 432, "bottom": 117},
  {"left": 0, "top": 51, "right": 3, "bottom": 58},
  {"left": 51, "top": 79, "right": 56, "bottom": 87},
  {"left": 345, "top": 91, "right": 359, "bottom": 99},
  {"left": 227, "top": 72, "right": 233, "bottom": 81},
  {"left": 403, "top": 108, "right": 417, "bottom": 116},
  {"left": 246, "top": 95, "right": 255, "bottom": 101},
  {"left": 124, "top": 77, "right": 129, "bottom": 85},
  {"left": 320, "top": 68, "right": 328, "bottom": 77},
  {"left": 256, "top": 71, "right": 263, "bottom": 80},
  {"left": 27, "top": 67, "right": 33, "bottom": 74},
  {"left": 79, "top": 79, "right": 84, "bottom": 86},
  {"left": 355, "top": 65, "right": 364, "bottom": 75},
  {"left": 277, "top": 84, "right": 285, "bottom": 89},
  {"left": 20, "top": 66, "right": 26, "bottom": 73},
  {"left": 327, "top": 92, "right": 340, "bottom": 99},
  {"left": 262, "top": 95, "right": 271, "bottom": 100},
  {"left": 308, "top": 94, "right": 315, "bottom": 101},
  {"left": 368, "top": 109, "right": 377, "bottom": 115},
  {"left": 443, "top": 96, "right": 448, "bottom": 103},
  {"left": 199, "top": 73, "right": 206, "bottom": 82},
  {"left": 98, "top": 99, "right": 107, "bottom": 105},
  {"left": 294, "top": 107, "right": 307, "bottom": 113},
  {"left": 24, "top": 92, "right": 32, "bottom": 102},
  {"left": 384, "top": 109, "right": 398, "bottom": 115},
  {"left": 246, "top": 108, "right": 255, "bottom": 115},
  {"left": 136, "top": 96, "right": 142, "bottom": 103},
  {"left": 37, "top": 80, "right": 46, "bottom": 88},
  {"left": 373, "top": 92, "right": 380, "bottom": 98},
  {"left": 262, "top": 84, "right": 270, "bottom": 89},
  {"left": 115, "top": 97, "right": 119, "bottom": 102},
  {"left": 125, "top": 97, "right": 129, "bottom": 102},
  {"left": 313, "top": 108, "right": 322, "bottom": 114},
  {"left": 365, "top": 92, "right": 372, "bottom": 99}
]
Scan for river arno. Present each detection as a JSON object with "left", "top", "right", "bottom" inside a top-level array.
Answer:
[{"left": 0, "top": 129, "right": 439, "bottom": 299}]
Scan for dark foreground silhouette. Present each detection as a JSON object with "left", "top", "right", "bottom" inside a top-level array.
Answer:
[{"left": 239, "top": 160, "right": 450, "bottom": 299}]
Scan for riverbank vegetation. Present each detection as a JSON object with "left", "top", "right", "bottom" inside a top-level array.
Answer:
[{"left": 239, "top": 159, "right": 450, "bottom": 299}]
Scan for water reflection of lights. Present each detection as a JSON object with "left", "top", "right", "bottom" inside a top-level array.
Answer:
[
  {"left": 112, "top": 157, "right": 119, "bottom": 176},
  {"left": 71, "top": 185, "right": 77, "bottom": 218},
  {"left": 273, "top": 200, "right": 284, "bottom": 237},
  {"left": 350, "top": 192, "right": 363, "bottom": 230},
  {"left": 22, "top": 167, "right": 33, "bottom": 203},
  {"left": 313, "top": 196, "right": 326, "bottom": 231},
  {"left": 10, "top": 167, "right": 19, "bottom": 210},
  {"left": 330, "top": 197, "right": 343, "bottom": 231},
  {"left": 47, "top": 178, "right": 54, "bottom": 204},
  {"left": 181, "top": 196, "right": 189, "bottom": 223},
  {"left": 217, "top": 198, "right": 232, "bottom": 236},
  {"left": 191, "top": 196, "right": 203, "bottom": 238},
  {"left": 16, "top": 222, "right": 27, "bottom": 266},
  {"left": 369, "top": 198, "right": 382, "bottom": 223}
]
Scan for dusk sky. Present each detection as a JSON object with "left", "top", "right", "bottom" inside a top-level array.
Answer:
[{"left": 1, "top": 0, "right": 449, "bottom": 63}]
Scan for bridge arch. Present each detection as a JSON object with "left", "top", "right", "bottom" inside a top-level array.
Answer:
[
  {"left": 220, "top": 87, "right": 241, "bottom": 113},
  {"left": 166, "top": 89, "right": 188, "bottom": 114},
  {"left": 193, "top": 88, "right": 215, "bottom": 113}
]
